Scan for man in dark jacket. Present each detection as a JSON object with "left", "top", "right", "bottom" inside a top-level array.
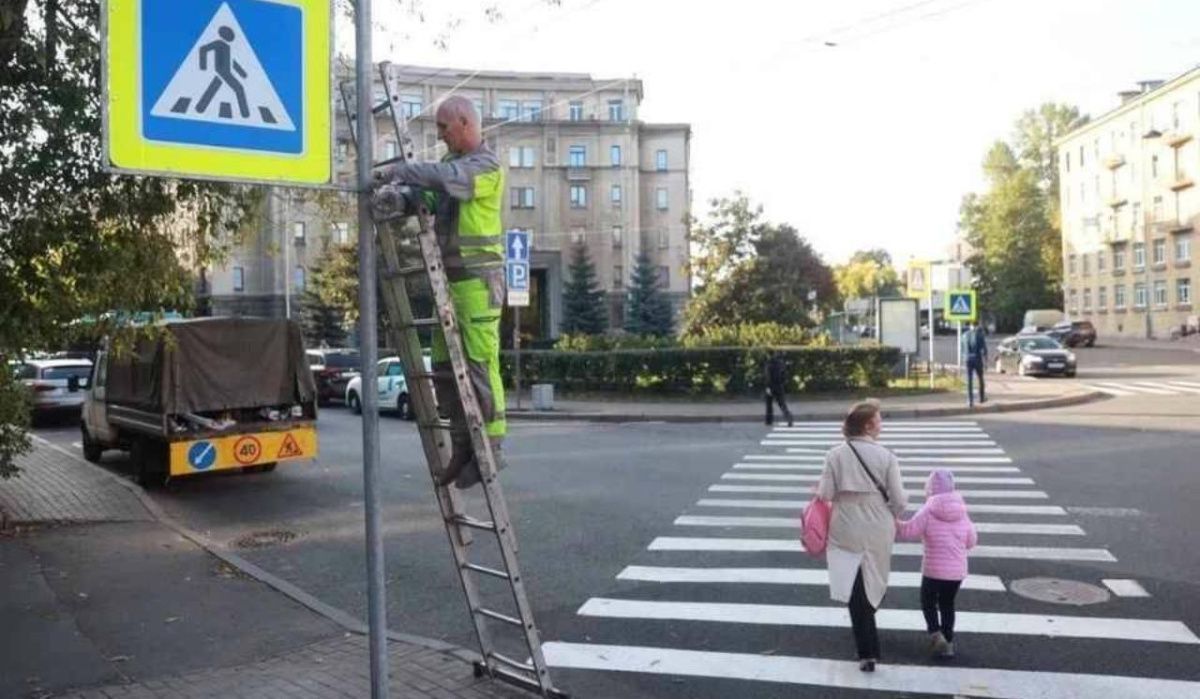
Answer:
[
  {"left": 764, "top": 351, "right": 794, "bottom": 427},
  {"left": 963, "top": 323, "right": 988, "bottom": 407}
]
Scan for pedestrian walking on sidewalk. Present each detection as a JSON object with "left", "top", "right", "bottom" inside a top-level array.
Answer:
[
  {"left": 895, "top": 468, "right": 978, "bottom": 660},
  {"left": 815, "top": 400, "right": 909, "bottom": 671},
  {"left": 962, "top": 323, "right": 988, "bottom": 407},
  {"left": 764, "top": 351, "right": 793, "bottom": 427}
]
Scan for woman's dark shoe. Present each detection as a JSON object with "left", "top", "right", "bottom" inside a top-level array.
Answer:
[{"left": 859, "top": 658, "right": 876, "bottom": 672}]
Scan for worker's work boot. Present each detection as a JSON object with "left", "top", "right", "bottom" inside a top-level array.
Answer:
[{"left": 454, "top": 436, "right": 507, "bottom": 490}]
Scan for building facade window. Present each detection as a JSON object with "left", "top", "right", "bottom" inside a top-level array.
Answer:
[
  {"left": 1068, "top": 254, "right": 1077, "bottom": 275},
  {"left": 568, "top": 101, "right": 583, "bottom": 121},
  {"left": 1097, "top": 250, "right": 1106, "bottom": 272},
  {"left": 292, "top": 221, "right": 306, "bottom": 244},
  {"left": 510, "top": 187, "right": 535, "bottom": 209},
  {"left": 331, "top": 222, "right": 349, "bottom": 245},
  {"left": 1082, "top": 253, "right": 1090, "bottom": 276},
  {"left": 613, "top": 264, "right": 623, "bottom": 288},
  {"left": 568, "top": 145, "right": 586, "bottom": 167},
  {"left": 400, "top": 96, "right": 423, "bottom": 119},
  {"left": 472, "top": 99, "right": 484, "bottom": 119},
  {"left": 509, "top": 146, "right": 536, "bottom": 168},
  {"left": 656, "top": 187, "right": 668, "bottom": 211},
  {"left": 1115, "top": 284, "right": 1127, "bottom": 309},
  {"left": 655, "top": 149, "right": 668, "bottom": 171},
  {"left": 1131, "top": 202, "right": 1141, "bottom": 233},
  {"left": 520, "top": 101, "right": 543, "bottom": 122},
  {"left": 608, "top": 99, "right": 624, "bottom": 121},
  {"left": 610, "top": 145, "right": 622, "bottom": 166},
  {"left": 658, "top": 266, "right": 670, "bottom": 288},
  {"left": 1114, "top": 248, "right": 1126, "bottom": 271},
  {"left": 1133, "top": 243, "right": 1146, "bottom": 269},
  {"left": 1098, "top": 286, "right": 1107, "bottom": 310},
  {"left": 1082, "top": 288, "right": 1092, "bottom": 311},
  {"left": 569, "top": 185, "right": 587, "bottom": 209},
  {"left": 384, "top": 140, "right": 399, "bottom": 159},
  {"left": 232, "top": 266, "right": 245, "bottom": 292},
  {"left": 1153, "top": 280, "right": 1168, "bottom": 307},
  {"left": 1134, "top": 282, "right": 1148, "bottom": 309},
  {"left": 1068, "top": 289, "right": 1078, "bottom": 312},
  {"left": 612, "top": 225, "right": 623, "bottom": 247},
  {"left": 610, "top": 184, "right": 622, "bottom": 206},
  {"left": 1179, "top": 277, "right": 1193, "bottom": 305},
  {"left": 1153, "top": 238, "right": 1167, "bottom": 266},
  {"left": 294, "top": 266, "right": 306, "bottom": 291},
  {"left": 658, "top": 228, "right": 670, "bottom": 249},
  {"left": 1177, "top": 233, "right": 1192, "bottom": 262},
  {"left": 1153, "top": 195, "right": 1163, "bottom": 221},
  {"left": 497, "top": 100, "right": 519, "bottom": 120}
]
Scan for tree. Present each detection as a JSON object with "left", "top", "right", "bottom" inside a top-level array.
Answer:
[
  {"left": 561, "top": 243, "right": 607, "bottom": 335},
  {"left": 686, "top": 192, "right": 769, "bottom": 290},
  {"left": 624, "top": 252, "right": 675, "bottom": 336},
  {"left": 835, "top": 250, "right": 901, "bottom": 302},
  {"left": 300, "top": 244, "right": 356, "bottom": 347},
  {"left": 684, "top": 222, "right": 836, "bottom": 332},
  {"left": 0, "top": 1, "right": 255, "bottom": 477},
  {"left": 1013, "top": 103, "right": 1088, "bottom": 204}
]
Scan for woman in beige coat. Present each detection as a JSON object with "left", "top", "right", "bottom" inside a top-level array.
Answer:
[{"left": 815, "top": 400, "right": 909, "bottom": 671}]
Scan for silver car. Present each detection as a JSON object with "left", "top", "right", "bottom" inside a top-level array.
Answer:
[{"left": 14, "top": 358, "right": 94, "bottom": 413}]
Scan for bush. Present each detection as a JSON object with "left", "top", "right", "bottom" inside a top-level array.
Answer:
[
  {"left": 681, "top": 322, "right": 823, "bottom": 348},
  {"left": 501, "top": 345, "right": 900, "bottom": 396}
]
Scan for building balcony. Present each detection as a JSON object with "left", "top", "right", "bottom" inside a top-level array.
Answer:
[
  {"left": 1103, "top": 154, "right": 1126, "bottom": 170},
  {"left": 566, "top": 168, "right": 591, "bottom": 181},
  {"left": 1165, "top": 130, "right": 1194, "bottom": 148},
  {"left": 1170, "top": 172, "right": 1195, "bottom": 191},
  {"left": 1106, "top": 196, "right": 1128, "bottom": 208}
]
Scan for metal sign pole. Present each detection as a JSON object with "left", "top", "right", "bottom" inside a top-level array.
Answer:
[
  {"left": 514, "top": 306, "right": 522, "bottom": 410},
  {"left": 354, "top": 2, "right": 389, "bottom": 697},
  {"left": 928, "top": 284, "right": 935, "bottom": 390}
]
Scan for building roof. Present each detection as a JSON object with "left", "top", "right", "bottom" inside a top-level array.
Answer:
[{"left": 1056, "top": 63, "right": 1200, "bottom": 146}]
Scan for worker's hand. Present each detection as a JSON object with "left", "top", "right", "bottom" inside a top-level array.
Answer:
[
  {"left": 373, "top": 163, "right": 409, "bottom": 187},
  {"left": 370, "top": 184, "right": 415, "bottom": 222}
]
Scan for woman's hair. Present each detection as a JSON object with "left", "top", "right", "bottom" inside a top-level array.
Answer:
[{"left": 842, "top": 399, "right": 881, "bottom": 438}]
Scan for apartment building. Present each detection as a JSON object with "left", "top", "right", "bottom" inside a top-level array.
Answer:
[
  {"left": 204, "top": 64, "right": 692, "bottom": 341},
  {"left": 1058, "top": 72, "right": 1196, "bottom": 339}
]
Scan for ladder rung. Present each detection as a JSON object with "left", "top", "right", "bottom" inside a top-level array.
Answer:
[
  {"left": 404, "top": 317, "right": 441, "bottom": 329},
  {"left": 371, "top": 99, "right": 396, "bottom": 114},
  {"left": 452, "top": 515, "right": 496, "bottom": 532},
  {"left": 476, "top": 662, "right": 564, "bottom": 697},
  {"left": 464, "top": 562, "right": 511, "bottom": 581},
  {"left": 476, "top": 607, "right": 524, "bottom": 628},
  {"left": 383, "top": 264, "right": 426, "bottom": 279},
  {"left": 374, "top": 154, "right": 406, "bottom": 168},
  {"left": 488, "top": 651, "right": 536, "bottom": 675},
  {"left": 418, "top": 418, "right": 452, "bottom": 431}
]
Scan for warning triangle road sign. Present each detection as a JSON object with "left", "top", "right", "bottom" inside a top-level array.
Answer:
[
  {"left": 952, "top": 295, "right": 972, "bottom": 314},
  {"left": 150, "top": 3, "right": 295, "bottom": 132},
  {"left": 277, "top": 433, "right": 304, "bottom": 459}
]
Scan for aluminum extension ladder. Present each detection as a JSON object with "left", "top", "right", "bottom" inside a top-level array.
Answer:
[{"left": 337, "top": 64, "right": 567, "bottom": 698}]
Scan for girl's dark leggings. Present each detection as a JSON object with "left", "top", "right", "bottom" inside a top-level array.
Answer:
[{"left": 920, "top": 576, "right": 963, "bottom": 641}]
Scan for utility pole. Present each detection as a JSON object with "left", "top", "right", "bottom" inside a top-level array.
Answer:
[{"left": 354, "top": 1, "right": 389, "bottom": 697}]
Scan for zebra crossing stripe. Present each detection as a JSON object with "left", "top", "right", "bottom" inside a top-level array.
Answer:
[
  {"left": 672, "top": 515, "right": 1086, "bottom": 536},
  {"left": 1082, "top": 383, "right": 1136, "bottom": 396},
  {"left": 780, "top": 451, "right": 1015, "bottom": 463},
  {"left": 697, "top": 498, "right": 1069, "bottom": 515},
  {"left": 767, "top": 421, "right": 980, "bottom": 427},
  {"left": 1103, "top": 579, "right": 1151, "bottom": 597},
  {"left": 574, "top": 599, "right": 1193, "bottom": 643},
  {"left": 1127, "top": 382, "right": 1186, "bottom": 395},
  {"left": 616, "top": 565, "right": 1007, "bottom": 590},
  {"left": 721, "top": 473, "right": 1036, "bottom": 485},
  {"left": 764, "top": 440, "right": 999, "bottom": 448},
  {"left": 647, "top": 537, "right": 1114, "bottom": 561},
  {"left": 735, "top": 462, "right": 1023, "bottom": 473},
  {"left": 707, "top": 485, "right": 1050, "bottom": 499},
  {"left": 1169, "top": 380, "right": 1200, "bottom": 389},
  {"left": 772, "top": 427, "right": 987, "bottom": 433},
  {"left": 541, "top": 642, "right": 1200, "bottom": 697},
  {"left": 1160, "top": 382, "right": 1200, "bottom": 394}
]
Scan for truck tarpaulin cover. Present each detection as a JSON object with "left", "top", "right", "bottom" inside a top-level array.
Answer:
[{"left": 106, "top": 318, "right": 316, "bottom": 414}]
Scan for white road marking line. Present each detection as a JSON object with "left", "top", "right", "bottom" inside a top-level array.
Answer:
[
  {"left": 672, "top": 515, "right": 1085, "bottom": 536},
  {"left": 575, "top": 599, "right": 1192, "bottom": 643},
  {"left": 1167, "top": 379, "right": 1200, "bottom": 389},
  {"left": 617, "top": 565, "right": 1007, "bottom": 590},
  {"left": 707, "top": 485, "right": 1049, "bottom": 499},
  {"left": 542, "top": 642, "right": 1200, "bottom": 697},
  {"left": 772, "top": 427, "right": 987, "bottom": 433},
  {"left": 1081, "top": 383, "right": 1137, "bottom": 396},
  {"left": 1103, "top": 579, "right": 1151, "bottom": 597},
  {"left": 778, "top": 421, "right": 980, "bottom": 427},
  {"left": 783, "top": 451, "right": 1015, "bottom": 463},
  {"left": 696, "top": 499, "right": 1069, "bottom": 515},
  {"left": 647, "top": 537, "right": 1113, "bottom": 561},
  {"left": 735, "top": 462, "right": 1023, "bottom": 473},
  {"left": 764, "top": 440, "right": 999, "bottom": 448},
  {"left": 1127, "top": 382, "right": 1187, "bottom": 395},
  {"left": 722, "top": 473, "right": 1036, "bottom": 485},
  {"left": 1159, "top": 382, "right": 1200, "bottom": 394}
]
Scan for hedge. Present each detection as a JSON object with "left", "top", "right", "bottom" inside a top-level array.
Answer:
[{"left": 499, "top": 346, "right": 901, "bottom": 396}]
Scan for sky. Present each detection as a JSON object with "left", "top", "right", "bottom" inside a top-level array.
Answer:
[{"left": 342, "top": 0, "right": 1200, "bottom": 267}]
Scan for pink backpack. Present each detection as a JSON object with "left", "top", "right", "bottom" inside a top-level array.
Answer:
[{"left": 800, "top": 497, "right": 832, "bottom": 557}]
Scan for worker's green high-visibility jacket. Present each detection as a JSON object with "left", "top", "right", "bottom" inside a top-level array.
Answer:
[{"left": 388, "top": 145, "right": 506, "bottom": 437}]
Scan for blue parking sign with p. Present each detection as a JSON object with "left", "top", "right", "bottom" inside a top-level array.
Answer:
[{"left": 507, "top": 262, "right": 529, "bottom": 291}]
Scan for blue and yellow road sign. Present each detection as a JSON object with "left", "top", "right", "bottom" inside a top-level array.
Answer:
[
  {"left": 104, "top": 0, "right": 331, "bottom": 185},
  {"left": 945, "top": 289, "right": 978, "bottom": 323}
]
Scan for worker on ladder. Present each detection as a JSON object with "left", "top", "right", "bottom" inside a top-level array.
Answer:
[{"left": 373, "top": 96, "right": 506, "bottom": 488}]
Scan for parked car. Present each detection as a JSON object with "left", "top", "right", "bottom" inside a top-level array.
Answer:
[
  {"left": 307, "top": 348, "right": 361, "bottom": 406},
  {"left": 1047, "top": 320, "right": 1097, "bottom": 348},
  {"left": 1022, "top": 309, "right": 1065, "bottom": 332},
  {"left": 345, "top": 353, "right": 432, "bottom": 420},
  {"left": 994, "top": 334, "right": 1077, "bottom": 377},
  {"left": 13, "top": 358, "right": 94, "bottom": 416}
]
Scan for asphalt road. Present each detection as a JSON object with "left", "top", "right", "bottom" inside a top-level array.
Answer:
[{"left": 33, "top": 343, "right": 1200, "bottom": 698}]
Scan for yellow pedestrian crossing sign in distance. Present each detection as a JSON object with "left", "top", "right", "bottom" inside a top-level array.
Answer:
[
  {"left": 945, "top": 289, "right": 977, "bottom": 323},
  {"left": 104, "top": 0, "right": 332, "bottom": 186}
]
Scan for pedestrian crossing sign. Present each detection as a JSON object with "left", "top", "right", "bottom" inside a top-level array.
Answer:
[
  {"left": 104, "top": 0, "right": 332, "bottom": 185},
  {"left": 945, "top": 289, "right": 977, "bottom": 322}
]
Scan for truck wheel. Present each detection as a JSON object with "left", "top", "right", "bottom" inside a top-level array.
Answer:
[
  {"left": 132, "top": 438, "right": 168, "bottom": 488},
  {"left": 81, "top": 425, "right": 103, "bottom": 463},
  {"left": 348, "top": 391, "right": 362, "bottom": 415}
]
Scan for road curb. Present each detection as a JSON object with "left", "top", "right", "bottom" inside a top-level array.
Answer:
[
  {"left": 507, "top": 390, "right": 1110, "bottom": 423},
  {"left": 29, "top": 435, "right": 478, "bottom": 662}
]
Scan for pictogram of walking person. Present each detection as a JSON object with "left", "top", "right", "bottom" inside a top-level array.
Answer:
[{"left": 195, "top": 26, "right": 249, "bottom": 118}]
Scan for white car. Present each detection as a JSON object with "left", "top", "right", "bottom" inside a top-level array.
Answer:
[
  {"left": 13, "top": 357, "right": 94, "bottom": 415},
  {"left": 345, "top": 354, "right": 432, "bottom": 420}
]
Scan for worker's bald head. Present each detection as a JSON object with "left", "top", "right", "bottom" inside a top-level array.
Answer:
[{"left": 435, "top": 95, "right": 481, "bottom": 155}]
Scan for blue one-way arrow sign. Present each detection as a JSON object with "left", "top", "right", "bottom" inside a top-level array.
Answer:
[{"left": 506, "top": 230, "right": 530, "bottom": 263}]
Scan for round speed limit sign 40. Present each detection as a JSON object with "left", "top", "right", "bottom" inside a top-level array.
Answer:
[{"left": 233, "top": 435, "right": 263, "bottom": 465}]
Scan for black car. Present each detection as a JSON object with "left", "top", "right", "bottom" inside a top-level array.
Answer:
[
  {"left": 994, "top": 334, "right": 1077, "bottom": 377},
  {"left": 1047, "top": 320, "right": 1097, "bottom": 348},
  {"left": 307, "top": 349, "right": 361, "bottom": 405}
]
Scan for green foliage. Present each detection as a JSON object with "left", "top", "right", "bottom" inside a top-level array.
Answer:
[
  {"left": 834, "top": 255, "right": 901, "bottom": 302},
  {"left": 684, "top": 219, "right": 836, "bottom": 332},
  {"left": 0, "top": 0, "right": 257, "bottom": 475},
  {"left": 687, "top": 192, "right": 767, "bottom": 290},
  {"left": 561, "top": 243, "right": 607, "bottom": 335},
  {"left": 624, "top": 252, "right": 675, "bottom": 337},
  {"left": 501, "top": 346, "right": 900, "bottom": 396},
  {"left": 679, "top": 322, "right": 819, "bottom": 348},
  {"left": 960, "top": 104, "right": 1083, "bottom": 332},
  {"left": 300, "top": 243, "right": 356, "bottom": 347},
  {"left": 553, "top": 333, "right": 675, "bottom": 351},
  {"left": 0, "top": 371, "right": 32, "bottom": 479}
]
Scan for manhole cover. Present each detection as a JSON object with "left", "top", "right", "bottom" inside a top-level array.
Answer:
[
  {"left": 1010, "top": 577, "right": 1111, "bottom": 606},
  {"left": 234, "top": 530, "right": 297, "bottom": 549}
]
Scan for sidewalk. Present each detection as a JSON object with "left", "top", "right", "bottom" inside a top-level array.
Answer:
[
  {"left": 1097, "top": 333, "right": 1200, "bottom": 353},
  {"left": 0, "top": 440, "right": 532, "bottom": 699},
  {"left": 507, "top": 372, "right": 1104, "bottom": 423}
]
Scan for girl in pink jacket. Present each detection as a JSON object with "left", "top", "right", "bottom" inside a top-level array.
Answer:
[{"left": 896, "top": 468, "right": 978, "bottom": 659}]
